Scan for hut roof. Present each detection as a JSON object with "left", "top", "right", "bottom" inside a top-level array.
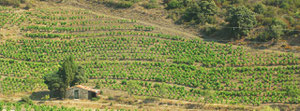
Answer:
[{"left": 69, "top": 85, "right": 100, "bottom": 93}]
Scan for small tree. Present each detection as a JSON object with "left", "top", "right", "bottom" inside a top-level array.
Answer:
[
  {"left": 254, "top": 3, "right": 265, "bottom": 14},
  {"left": 226, "top": 6, "right": 257, "bottom": 39},
  {"left": 182, "top": 0, "right": 218, "bottom": 24},
  {"left": 0, "top": 0, "right": 21, "bottom": 7},
  {"left": 257, "top": 18, "right": 286, "bottom": 41},
  {"left": 166, "top": 0, "right": 182, "bottom": 9},
  {"left": 44, "top": 56, "right": 88, "bottom": 98},
  {"left": 20, "top": 96, "right": 33, "bottom": 105}
]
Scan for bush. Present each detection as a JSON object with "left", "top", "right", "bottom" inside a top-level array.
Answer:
[
  {"left": 225, "top": 6, "right": 257, "bottom": 39},
  {"left": 91, "top": 97, "right": 100, "bottom": 101},
  {"left": 254, "top": 3, "right": 265, "bottom": 14},
  {"left": 116, "top": 1, "right": 134, "bottom": 8},
  {"left": 108, "top": 96, "right": 114, "bottom": 100},
  {"left": 121, "top": 79, "right": 127, "bottom": 85},
  {"left": 0, "top": 0, "right": 21, "bottom": 7},
  {"left": 166, "top": 0, "right": 182, "bottom": 9},
  {"left": 257, "top": 31, "right": 271, "bottom": 42},
  {"left": 20, "top": 96, "right": 33, "bottom": 105},
  {"left": 143, "top": 97, "right": 159, "bottom": 103},
  {"left": 24, "top": 3, "right": 32, "bottom": 10},
  {"left": 143, "top": 0, "right": 158, "bottom": 9},
  {"left": 258, "top": 18, "right": 287, "bottom": 41},
  {"left": 41, "top": 94, "right": 50, "bottom": 101},
  {"left": 202, "top": 25, "right": 217, "bottom": 36},
  {"left": 104, "top": 0, "right": 134, "bottom": 8},
  {"left": 182, "top": 0, "right": 218, "bottom": 24}
]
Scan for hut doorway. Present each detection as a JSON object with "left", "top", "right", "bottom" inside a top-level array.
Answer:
[
  {"left": 74, "top": 90, "right": 79, "bottom": 99},
  {"left": 88, "top": 91, "right": 97, "bottom": 99}
]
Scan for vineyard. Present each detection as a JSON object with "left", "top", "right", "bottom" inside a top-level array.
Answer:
[
  {"left": 0, "top": 3, "right": 299, "bottom": 109},
  {"left": 0, "top": 101, "right": 132, "bottom": 111}
]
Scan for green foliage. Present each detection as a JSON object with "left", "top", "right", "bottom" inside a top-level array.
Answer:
[
  {"left": 126, "top": 81, "right": 142, "bottom": 95},
  {"left": 173, "top": 58, "right": 194, "bottom": 65},
  {"left": 254, "top": 3, "right": 265, "bottom": 14},
  {"left": 103, "top": 0, "right": 140, "bottom": 8},
  {"left": 0, "top": 0, "right": 21, "bottom": 7},
  {"left": 201, "top": 25, "right": 217, "bottom": 35},
  {"left": 264, "top": 0, "right": 299, "bottom": 10},
  {"left": 91, "top": 97, "right": 100, "bottom": 101},
  {"left": 166, "top": 0, "right": 182, "bottom": 9},
  {"left": 143, "top": 97, "right": 159, "bottom": 103},
  {"left": 44, "top": 56, "right": 88, "bottom": 98},
  {"left": 0, "top": 101, "right": 98, "bottom": 111},
  {"left": 288, "top": 97, "right": 300, "bottom": 104},
  {"left": 257, "top": 18, "right": 286, "bottom": 41},
  {"left": 225, "top": 6, "right": 257, "bottom": 39},
  {"left": 20, "top": 96, "right": 33, "bottom": 105},
  {"left": 121, "top": 79, "right": 127, "bottom": 85},
  {"left": 143, "top": 0, "right": 158, "bottom": 9},
  {"left": 182, "top": 0, "right": 218, "bottom": 24},
  {"left": 42, "top": 94, "right": 50, "bottom": 101},
  {"left": 286, "top": 86, "right": 300, "bottom": 98},
  {"left": 0, "top": 103, "right": 2, "bottom": 111},
  {"left": 203, "top": 90, "right": 215, "bottom": 104}
]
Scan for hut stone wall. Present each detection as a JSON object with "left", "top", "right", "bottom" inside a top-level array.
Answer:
[{"left": 66, "top": 87, "right": 89, "bottom": 99}]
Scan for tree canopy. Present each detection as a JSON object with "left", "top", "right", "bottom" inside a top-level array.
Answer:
[
  {"left": 44, "top": 56, "right": 88, "bottom": 98},
  {"left": 182, "top": 0, "right": 218, "bottom": 24},
  {"left": 225, "top": 6, "right": 257, "bottom": 39}
]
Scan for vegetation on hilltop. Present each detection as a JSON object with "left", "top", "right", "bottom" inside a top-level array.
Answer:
[
  {"left": 165, "top": 0, "right": 299, "bottom": 42},
  {"left": 90, "top": 0, "right": 299, "bottom": 42}
]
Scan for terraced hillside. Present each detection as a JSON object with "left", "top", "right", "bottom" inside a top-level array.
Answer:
[{"left": 0, "top": 3, "right": 299, "bottom": 109}]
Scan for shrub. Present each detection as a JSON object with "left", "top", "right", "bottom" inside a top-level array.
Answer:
[
  {"left": 121, "top": 79, "right": 127, "bottom": 85},
  {"left": 0, "top": 0, "right": 21, "bottom": 7},
  {"left": 116, "top": 1, "right": 134, "bottom": 8},
  {"left": 104, "top": 0, "right": 135, "bottom": 8},
  {"left": 108, "top": 96, "right": 114, "bottom": 100},
  {"left": 143, "top": 97, "right": 159, "bottom": 103},
  {"left": 182, "top": 0, "right": 218, "bottom": 24},
  {"left": 24, "top": 3, "right": 32, "bottom": 10},
  {"left": 143, "top": 0, "right": 158, "bottom": 9},
  {"left": 91, "top": 97, "right": 100, "bottom": 101},
  {"left": 226, "top": 6, "right": 257, "bottom": 39},
  {"left": 202, "top": 25, "right": 217, "bottom": 36},
  {"left": 166, "top": 0, "right": 182, "bottom": 9},
  {"left": 254, "top": 3, "right": 265, "bottom": 14},
  {"left": 41, "top": 94, "right": 50, "bottom": 101},
  {"left": 257, "top": 18, "right": 287, "bottom": 41},
  {"left": 20, "top": 96, "right": 33, "bottom": 105}
]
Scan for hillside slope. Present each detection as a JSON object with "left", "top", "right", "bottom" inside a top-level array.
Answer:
[{"left": 0, "top": 1, "right": 299, "bottom": 110}]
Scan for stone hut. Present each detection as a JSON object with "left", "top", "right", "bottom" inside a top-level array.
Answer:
[{"left": 66, "top": 85, "right": 100, "bottom": 100}]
